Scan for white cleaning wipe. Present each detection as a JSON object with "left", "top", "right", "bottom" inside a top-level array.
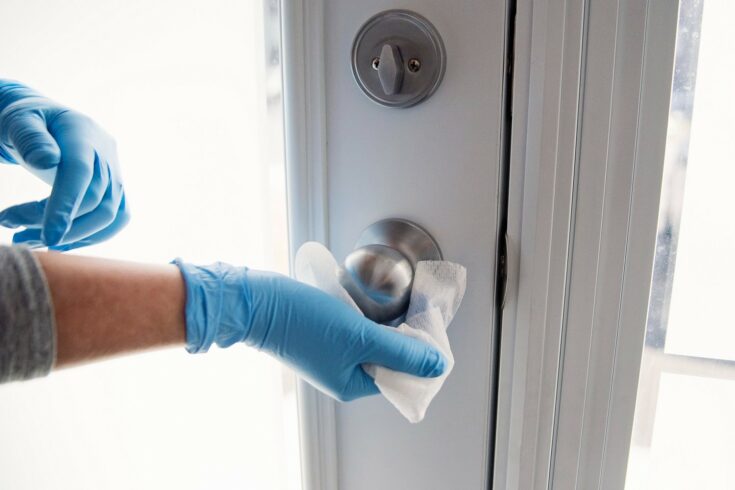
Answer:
[{"left": 295, "top": 242, "right": 467, "bottom": 423}]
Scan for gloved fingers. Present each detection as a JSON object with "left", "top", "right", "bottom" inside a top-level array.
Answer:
[
  {"left": 49, "top": 194, "right": 129, "bottom": 251},
  {"left": 363, "top": 326, "right": 446, "bottom": 378},
  {"left": 339, "top": 368, "right": 380, "bottom": 402},
  {"left": 45, "top": 178, "right": 122, "bottom": 246},
  {"left": 43, "top": 118, "right": 96, "bottom": 245},
  {"left": 8, "top": 190, "right": 127, "bottom": 250},
  {"left": 11, "top": 228, "right": 45, "bottom": 248},
  {"left": 71, "top": 151, "right": 112, "bottom": 219},
  {"left": 0, "top": 199, "right": 47, "bottom": 229},
  {"left": 0, "top": 145, "right": 19, "bottom": 164},
  {"left": 0, "top": 160, "right": 114, "bottom": 232},
  {"left": 3, "top": 109, "right": 61, "bottom": 170}
]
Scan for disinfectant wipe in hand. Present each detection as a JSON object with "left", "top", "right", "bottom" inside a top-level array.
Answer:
[{"left": 294, "top": 242, "right": 467, "bottom": 423}]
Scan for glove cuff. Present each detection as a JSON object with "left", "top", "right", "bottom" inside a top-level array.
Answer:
[{"left": 173, "top": 259, "right": 254, "bottom": 354}]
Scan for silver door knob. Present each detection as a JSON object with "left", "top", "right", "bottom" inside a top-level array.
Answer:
[{"left": 338, "top": 219, "right": 442, "bottom": 324}]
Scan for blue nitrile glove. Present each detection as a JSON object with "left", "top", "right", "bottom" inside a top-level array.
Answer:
[
  {"left": 173, "top": 260, "right": 447, "bottom": 402},
  {"left": 0, "top": 80, "right": 128, "bottom": 250}
]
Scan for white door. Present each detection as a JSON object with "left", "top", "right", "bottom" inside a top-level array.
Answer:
[{"left": 283, "top": 1, "right": 511, "bottom": 489}]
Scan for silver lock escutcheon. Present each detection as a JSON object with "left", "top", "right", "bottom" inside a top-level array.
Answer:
[{"left": 351, "top": 10, "right": 446, "bottom": 108}]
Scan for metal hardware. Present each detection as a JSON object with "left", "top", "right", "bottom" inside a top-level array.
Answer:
[
  {"left": 351, "top": 10, "right": 446, "bottom": 108},
  {"left": 377, "top": 43, "right": 404, "bottom": 95},
  {"left": 339, "top": 219, "right": 442, "bottom": 324},
  {"left": 498, "top": 233, "right": 509, "bottom": 310}
]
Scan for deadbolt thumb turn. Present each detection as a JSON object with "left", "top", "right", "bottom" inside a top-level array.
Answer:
[{"left": 352, "top": 10, "right": 446, "bottom": 108}]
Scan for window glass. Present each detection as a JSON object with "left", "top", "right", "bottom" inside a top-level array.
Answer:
[
  {"left": 0, "top": 1, "right": 301, "bottom": 489},
  {"left": 626, "top": 1, "right": 735, "bottom": 489}
]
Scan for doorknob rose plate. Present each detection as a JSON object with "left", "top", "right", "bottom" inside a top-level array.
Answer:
[
  {"left": 351, "top": 10, "right": 446, "bottom": 108},
  {"left": 353, "top": 219, "right": 442, "bottom": 267}
]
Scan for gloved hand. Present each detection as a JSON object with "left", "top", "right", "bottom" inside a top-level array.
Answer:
[
  {"left": 0, "top": 80, "right": 128, "bottom": 250},
  {"left": 174, "top": 260, "right": 447, "bottom": 402}
]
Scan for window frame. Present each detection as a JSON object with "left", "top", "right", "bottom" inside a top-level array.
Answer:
[{"left": 494, "top": 1, "right": 680, "bottom": 489}]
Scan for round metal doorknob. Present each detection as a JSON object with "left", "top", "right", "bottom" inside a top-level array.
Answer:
[
  {"left": 338, "top": 219, "right": 442, "bottom": 325},
  {"left": 340, "top": 244, "right": 414, "bottom": 324}
]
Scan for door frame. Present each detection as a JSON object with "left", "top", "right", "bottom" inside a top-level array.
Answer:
[
  {"left": 281, "top": 1, "right": 340, "bottom": 490},
  {"left": 494, "top": 0, "right": 680, "bottom": 489}
]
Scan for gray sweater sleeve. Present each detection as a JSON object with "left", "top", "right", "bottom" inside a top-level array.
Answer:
[{"left": 0, "top": 245, "right": 55, "bottom": 383}]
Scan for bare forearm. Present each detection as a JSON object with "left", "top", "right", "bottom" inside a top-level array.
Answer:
[{"left": 35, "top": 252, "right": 186, "bottom": 368}]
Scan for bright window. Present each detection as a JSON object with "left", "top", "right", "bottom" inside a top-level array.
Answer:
[
  {"left": 0, "top": 1, "right": 301, "bottom": 489},
  {"left": 626, "top": 1, "right": 735, "bottom": 489}
]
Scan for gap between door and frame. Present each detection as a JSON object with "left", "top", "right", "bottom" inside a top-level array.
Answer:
[{"left": 489, "top": 0, "right": 519, "bottom": 487}]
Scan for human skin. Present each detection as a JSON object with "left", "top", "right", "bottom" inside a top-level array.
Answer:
[{"left": 35, "top": 251, "right": 186, "bottom": 367}]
